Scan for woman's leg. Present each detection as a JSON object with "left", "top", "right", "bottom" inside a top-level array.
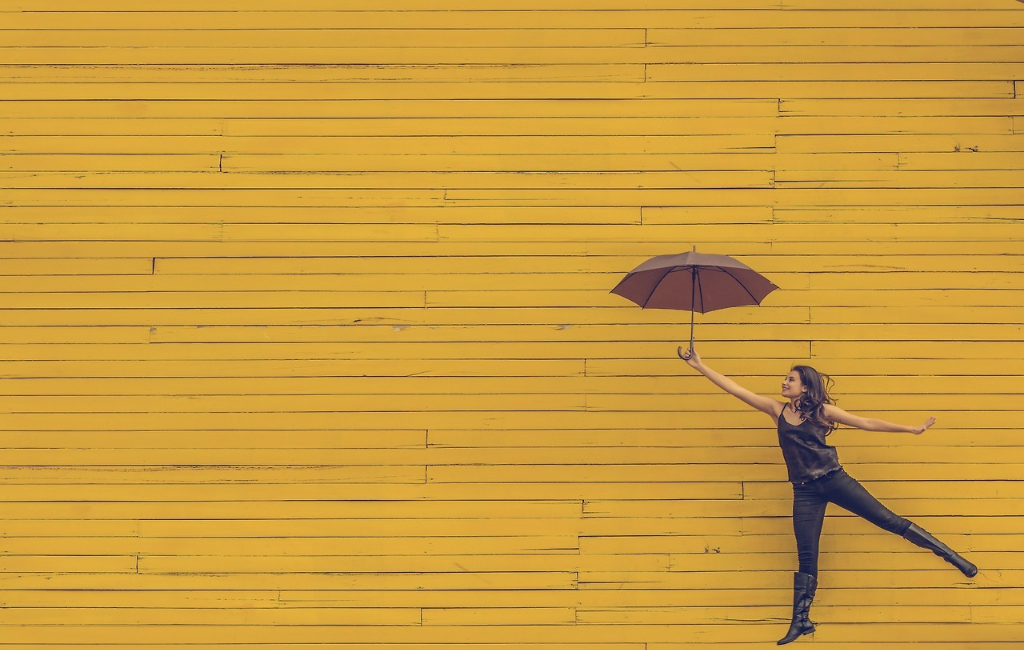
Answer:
[
  {"left": 779, "top": 483, "right": 827, "bottom": 645},
  {"left": 792, "top": 482, "right": 829, "bottom": 576},
  {"left": 820, "top": 470, "right": 977, "bottom": 577}
]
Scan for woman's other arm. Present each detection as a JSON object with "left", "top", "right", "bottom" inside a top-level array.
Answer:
[
  {"left": 679, "top": 347, "right": 783, "bottom": 421},
  {"left": 823, "top": 404, "right": 936, "bottom": 434}
]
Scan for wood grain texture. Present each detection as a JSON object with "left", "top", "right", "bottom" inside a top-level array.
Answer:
[{"left": 0, "top": 1, "right": 1022, "bottom": 647}]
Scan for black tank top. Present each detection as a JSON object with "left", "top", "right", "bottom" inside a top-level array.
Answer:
[{"left": 777, "top": 408, "right": 841, "bottom": 483}]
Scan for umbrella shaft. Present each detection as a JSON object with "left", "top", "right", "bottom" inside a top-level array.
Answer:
[{"left": 689, "top": 268, "right": 696, "bottom": 350}]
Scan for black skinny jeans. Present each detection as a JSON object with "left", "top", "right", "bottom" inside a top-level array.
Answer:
[{"left": 792, "top": 468, "right": 912, "bottom": 577}]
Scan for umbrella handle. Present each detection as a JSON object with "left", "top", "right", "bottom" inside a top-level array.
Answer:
[{"left": 677, "top": 345, "right": 693, "bottom": 361}]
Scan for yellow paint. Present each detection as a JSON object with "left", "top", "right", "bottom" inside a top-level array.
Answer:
[{"left": 0, "top": 1, "right": 1021, "bottom": 646}]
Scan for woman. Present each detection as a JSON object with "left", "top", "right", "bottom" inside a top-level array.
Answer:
[{"left": 678, "top": 347, "right": 977, "bottom": 645}]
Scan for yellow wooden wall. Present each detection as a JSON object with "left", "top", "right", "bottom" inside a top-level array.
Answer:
[{"left": 1, "top": 1, "right": 1022, "bottom": 647}]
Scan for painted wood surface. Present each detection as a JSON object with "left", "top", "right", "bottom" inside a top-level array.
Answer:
[{"left": 0, "top": 1, "right": 1022, "bottom": 647}]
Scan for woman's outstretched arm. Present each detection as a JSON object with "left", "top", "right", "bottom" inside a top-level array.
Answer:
[
  {"left": 823, "top": 403, "right": 936, "bottom": 434},
  {"left": 679, "top": 347, "right": 783, "bottom": 421}
]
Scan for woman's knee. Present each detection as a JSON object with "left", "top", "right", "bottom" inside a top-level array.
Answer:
[{"left": 891, "top": 516, "right": 912, "bottom": 536}]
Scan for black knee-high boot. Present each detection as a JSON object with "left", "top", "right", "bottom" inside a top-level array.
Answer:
[
  {"left": 777, "top": 571, "right": 817, "bottom": 645},
  {"left": 902, "top": 523, "right": 978, "bottom": 578}
]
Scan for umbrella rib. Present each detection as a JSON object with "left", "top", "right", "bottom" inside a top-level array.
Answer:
[
  {"left": 716, "top": 266, "right": 763, "bottom": 304},
  {"left": 639, "top": 267, "right": 678, "bottom": 309},
  {"left": 695, "top": 267, "right": 705, "bottom": 314}
]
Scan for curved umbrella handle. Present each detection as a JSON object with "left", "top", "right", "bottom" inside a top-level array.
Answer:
[{"left": 677, "top": 345, "right": 693, "bottom": 361}]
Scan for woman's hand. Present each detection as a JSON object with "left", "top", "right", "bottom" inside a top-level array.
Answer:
[
  {"left": 677, "top": 345, "right": 702, "bottom": 369},
  {"left": 912, "top": 416, "right": 937, "bottom": 435}
]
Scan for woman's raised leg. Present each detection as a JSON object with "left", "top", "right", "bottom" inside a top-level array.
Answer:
[{"left": 821, "top": 470, "right": 977, "bottom": 577}]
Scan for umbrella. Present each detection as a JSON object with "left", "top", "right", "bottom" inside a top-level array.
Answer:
[{"left": 610, "top": 248, "right": 779, "bottom": 356}]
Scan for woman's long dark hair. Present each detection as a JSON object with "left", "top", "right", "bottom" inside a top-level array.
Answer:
[{"left": 791, "top": 365, "right": 837, "bottom": 435}]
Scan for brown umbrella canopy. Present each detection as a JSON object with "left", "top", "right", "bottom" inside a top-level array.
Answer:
[
  {"left": 610, "top": 250, "right": 779, "bottom": 349},
  {"left": 611, "top": 251, "right": 778, "bottom": 312}
]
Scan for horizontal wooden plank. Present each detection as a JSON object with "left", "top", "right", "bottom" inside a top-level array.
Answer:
[
  {"left": 0, "top": 321, "right": 1017, "bottom": 345},
  {"left": 147, "top": 254, "right": 1024, "bottom": 275},
  {"left": 0, "top": 258, "right": 153, "bottom": 275},
  {"left": 584, "top": 497, "right": 1024, "bottom": 518},
  {"left": 577, "top": 604, "right": 973, "bottom": 624},
  {"left": 0, "top": 134, "right": 774, "bottom": 155},
  {"left": 0, "top": 465, "right": 429, "bottom": 484},
  {"left": 744, "top": 480, "right": 1024, "bottom": 502},
  {"left": 0, "top": 495, "right": 1011, "bottom": 522},
  {"left": 0, "top": 0, "right": 785, "bottom": 9},
  {"left": 425, "top": 289, "right": 1022, "bottom": 308},
  {"left": 650, "top": 63, "right": 1024, "bottom": 82},
  {"left": 580, "top": 571, "right": 1017, "bottom": 592},
  {"left": 3, "top": 153, "right": 778, "bottom": 174},
  {"left": 0, "top": 171, "right": 775, "bottom": 190},
  {"left": 0, "top": 358, "right": 588, "bottom": 377},
  {"left": 140, "top": 321, "right": 1024, "bottom": 342},
  {"left": 581, "top": 533, "right": 983, "bottom": 556},
  {"left": 0, "top": 621, "right": 1016, "bottom": 644},
  {"left": 3, "top": 585, "right": 1018, "bottom": 608},
  {"left": 11, "top": 46, "right": 1023, "bottom": 67},
  {"left": 654, "top": 26, "right": 1024, "bottom": 47},
  {"left": 441, "top": 188, "right": 1024, "bottom": 208},
  {"left": 0, "top": 206, "right": 649, "bottom": 226},
  {"left": 3, "top": 10, "right": 1024, "bottom": 30},
  {"left": 431, "top": 463, "right": 1024, "bottom": 483},
  {"left": 0, "top": 536, "right": 582, "bottom": 556},
  {"left": 0, "top": 28, "right": 648, "bottom": 49},
  {"left": 0, "top": 571, "right": 579, "bottom": 592},
  {"left": 6, "top": 223, "right": 1020, "bottom": 244},
  {"left": 0, "top": 238, "right": 1001, "bottom": 260},
  {"left": 0, "top": 427, "right": 428, "bottom": 448},
  {"left": 0, "top": 62, "right": 648, "bottom": 83},
  {"left": 0, "top": 496, "right": 587, "bottom": 516},
  {"left": 783, "top": 97, "right": 1024, "bottom": 118},
  {"left": 0, "top": 80, "right": 1009, "bottom": 101},
  {"left": 112, "top": 516, "right": 1024, "bottom": 538},
  {"left": 0, "top": 606, "right": 424, "bottom": 625},
  {"left": 0, "top": 98, "right": 778, "bottom": 119},
  {"left": 0, "top": 340, "right": 804, "bottom": 360},
  {"left": 427, "top": 428, "right": 1024, "bottom": 449},
  {"left": 0, "top": 154, "right": 220, "bottom": 172},
  {"left": 1, "top": 357, "right": 1020, "bottom": 385},
  {"left": 775, "top": 206, "right": 1024, "bottom": 225},
  {"left": 0, "top": 223, "right": 441, "bottom": 242},
  {"left": 0, "top": 45, "right": 885, "bottom": 67},
  {"left": 0, "top": 482, "right": 733, "bottom": 502},
  {"left": 3, "top": 117, "right": 778, "bottom": 137},
  {"left": 0, "top": 288, "right": 1015, "bottom": 311},
  {"left": 436, "top": 223, "right": 1022, "bottom": 242},
  {"left": 0, "top": 444, "right": 1017, "bottom": 465},
  {"left": 423, "top": 608, "right": 576, "bottom": 626},
  {"left": 778, "top": 133, "right": 1024, "bottom": 153},
  {"left": 1, "top": 0, "right": 1013, "bottom": 10},
  {"left": 898, "top": 152, "right": 1024, "bottom": 170},
  {"left": 0, "top": 556, "right": 136, "bottom": 573},
  {"left": 2, "top": 116, "right": 1015, "bottom": 142},
  {"left": 0, "top": 291, "right": 434, "bottom": 308},
  {"left": 776, "top": 170, "right": 1024, "bottom": 188}
]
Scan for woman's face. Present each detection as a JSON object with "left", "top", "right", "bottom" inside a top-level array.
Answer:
[{"left": 781, "top": 371, "right": 807, "bottom": 400}]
